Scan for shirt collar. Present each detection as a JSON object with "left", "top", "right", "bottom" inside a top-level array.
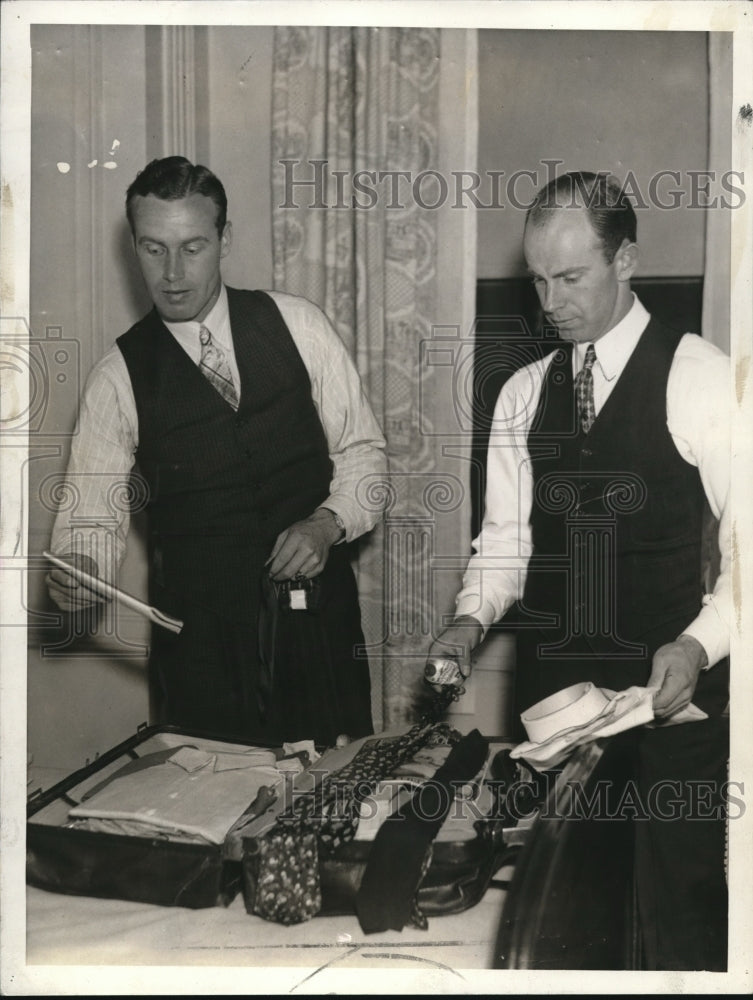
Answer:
[
  {"left": 162, "top": 284, "right": 231, "bottom": 348},
  {"left": 573, "top": 293, "right": 650, "bottom": 382}
]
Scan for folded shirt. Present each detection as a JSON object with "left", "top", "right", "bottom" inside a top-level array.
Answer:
[
  {"left": 64, "top": 816, "right": 215, "bottom": 844},
  {"left": 69, "top": 747, "right": 284, "bottom": 844}
]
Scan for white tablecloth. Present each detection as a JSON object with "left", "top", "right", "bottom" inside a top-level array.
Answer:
[{"left": 23, "top": 879, "right": 510, "bottom": 994}]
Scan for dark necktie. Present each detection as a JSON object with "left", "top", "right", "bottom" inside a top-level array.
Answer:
[
  {"left": 244, "top": 696, "right": 463, "bottom": 926},
  {"left": 574, "top": 342, "right": 597, "bottom": 434},
  {"left": 355, "top": 727, "right": 489, "bottom": 934},
  {"left": 199, "top": 325, "right": 238, "bottom": 409}
]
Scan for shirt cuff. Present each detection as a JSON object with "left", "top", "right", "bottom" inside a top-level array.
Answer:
[
  {"left": 318, "top": 492, "right": 383, "bottom": 543},
  {"left": 316, "top": 504, "right": 347, "bottom": 543},
  {"left": 679, "top": 596, "right": 730, "bottom": 670},
  {"left": 453, "top": 594, "right": 499, "bottom": 638}
]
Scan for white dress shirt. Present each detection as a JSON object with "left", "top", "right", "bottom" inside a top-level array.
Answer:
[
  {"left": 454, "top": 294, "right": 731, "bottom": 669},
  {"left": 51, "top": 286, "right": 387, "bottom": 570}
]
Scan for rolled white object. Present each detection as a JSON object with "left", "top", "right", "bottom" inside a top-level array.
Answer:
[
  {"left": 43, "top": 550, "right": 183, "bottom": 634},
  {"left": 520, "top": 682, "right": 611, "bottom": 744}
]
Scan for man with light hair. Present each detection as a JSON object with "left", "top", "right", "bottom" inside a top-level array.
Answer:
[{"left": 430, "top": 171, "right": 730, "bottom": 970}]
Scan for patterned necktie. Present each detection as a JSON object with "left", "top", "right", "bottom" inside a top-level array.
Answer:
[
  {"left": 244, "top": 702, "right": 462, "bottom": 926},
  {"left": 574, "top": 342, "right": 597, "bottom": 434},
  {"left": 198, "top": 325, "right": 239, "bottom": 409}
]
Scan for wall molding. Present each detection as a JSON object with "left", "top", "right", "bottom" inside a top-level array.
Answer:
[{"left": 145, "top": 26, "right": 208, "bottom": 162}]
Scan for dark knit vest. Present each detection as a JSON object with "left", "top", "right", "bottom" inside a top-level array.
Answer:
[
  {"left": 116, "top": 288, "right": 333, "bottom": 620},
  {"left": 517, "top": 317, "right": 705, "bottom": 699}
]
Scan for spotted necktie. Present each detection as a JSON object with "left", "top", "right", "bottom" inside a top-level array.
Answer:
[
  {"left": 198, "top": 325, "right": 238, "bottom": 409},
  {"left": 244, "top": 698, "right": 462, "bottom": 926},
  {"left": 574, "top": 343, "right": 597, "bottom": 434}
]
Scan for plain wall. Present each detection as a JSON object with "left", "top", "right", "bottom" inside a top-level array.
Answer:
[
  {"left": 27, "top": 25, "right": 274, "bottom": 770},
  {"left": 205, "top": 26, "right": 274, "bottom": 292},
  {"left": 477, "top": 30, "right": 709, "bottom": 278},
  {"left": 27, "top": 25, "right": 153, "bottom": 771}
]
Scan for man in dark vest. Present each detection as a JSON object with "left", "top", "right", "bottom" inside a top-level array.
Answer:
[
  {"left": 48, "top": 156, "right": 387, "bottom": 748},
  {"left": 428, "top": 172, "right": 730, "bottom": 970}
]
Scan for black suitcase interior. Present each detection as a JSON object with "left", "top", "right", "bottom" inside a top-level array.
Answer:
[
  {"left": 27, "top": 725, "right": 292, "bottom": 909},
  {"left": 27, "top": 722, "right": 515, "bottom": 917}
]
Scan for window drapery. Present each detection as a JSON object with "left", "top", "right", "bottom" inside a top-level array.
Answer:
[{"left": 271, "top": 27, "right": 478, "bottom": 726}]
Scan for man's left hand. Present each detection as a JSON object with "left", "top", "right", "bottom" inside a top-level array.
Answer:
[
  {"left": 648, "top": 634, "right": 707, "bottom": 719},
  {"left": 266, "top": 508, "right": 343, "bottom": 581}
]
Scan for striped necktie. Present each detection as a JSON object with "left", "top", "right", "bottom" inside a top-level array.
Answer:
[
  {"left": 574, "top": 342, "right": 597, "bottom": 434},
  {"left": 198, "top": 325, "right": 239, "bottom": 409}
]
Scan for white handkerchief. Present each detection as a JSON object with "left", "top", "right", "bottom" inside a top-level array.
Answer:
[
  {"left": 510, "top": 685, "right": 708, "bottom": 770},
  {"left": 646, "top": 699, "right": 709, "bottom": 728}
]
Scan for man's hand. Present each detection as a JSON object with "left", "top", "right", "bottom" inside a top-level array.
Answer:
[
  {"left": 425, "top": 615, "right": 484, "bottom": 689},
  {"left": 266, "top": 508, "right": 343, "bottom": 582},
  {"left": 648, "top": 634, "right": 707, "bottom": 719},
  {"left": 46, "top": 553, "right": 106, "bottom": 611}
]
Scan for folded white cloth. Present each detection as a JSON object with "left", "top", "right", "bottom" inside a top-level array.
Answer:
[
  {"left": 69, "top": 752, "right": 284, "bottom": 844},
  {"left": 510, "top": 683, "right": 708, "bottom": 770},
  {"left": 169, "top": 746, "right": 279, "bottom": 773}
]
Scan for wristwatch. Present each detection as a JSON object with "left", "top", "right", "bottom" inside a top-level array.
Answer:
[{"left": 322, "top": 507, "right": 346, "bottom": 541}]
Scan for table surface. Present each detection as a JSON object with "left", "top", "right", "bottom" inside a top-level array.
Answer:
[{"left": 26, "top": 875, "right": 511, "bottom": 978}]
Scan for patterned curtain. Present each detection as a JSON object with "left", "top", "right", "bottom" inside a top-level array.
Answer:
[{"left": 271, "top": 27, "right": 478, "bottom": 727}]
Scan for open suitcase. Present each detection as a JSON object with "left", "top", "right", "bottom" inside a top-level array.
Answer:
[
  {"left": 26, "top": 725, "right": 283, "bottom": 910},
  {"left": 27, "top": 720, "right": 521, "bottom": 930}
]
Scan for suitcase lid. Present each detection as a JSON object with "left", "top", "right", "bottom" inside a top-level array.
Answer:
[
  {"left": 26, "top": 722, "right": 305, "bottom": 817},
  {"left": 28, "top": 722, "right": 513, "bottom": 859}
]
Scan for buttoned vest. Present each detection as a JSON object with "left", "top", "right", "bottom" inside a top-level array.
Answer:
[
  {"left": 521, "top": 317, "right": 705, "bottom": 659},
  {"left": 117, "top": 288, "right": 333, "bottom": 620}
]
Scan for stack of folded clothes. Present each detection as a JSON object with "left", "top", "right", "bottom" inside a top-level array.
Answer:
[{"left": 66, "top": 745, "right": 288, "bottom": 844}]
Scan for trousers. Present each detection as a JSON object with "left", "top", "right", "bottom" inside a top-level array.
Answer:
[{"left": 513, "top": 636, "right": 729, "bottom": 971}]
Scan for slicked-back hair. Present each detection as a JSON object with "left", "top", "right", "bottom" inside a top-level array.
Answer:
[
  {"left": 526, "top": 171, "right": 637, "bottom": 264},
  {"left": 126, "top": 156, "right": 228, "bottom": 236}
]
